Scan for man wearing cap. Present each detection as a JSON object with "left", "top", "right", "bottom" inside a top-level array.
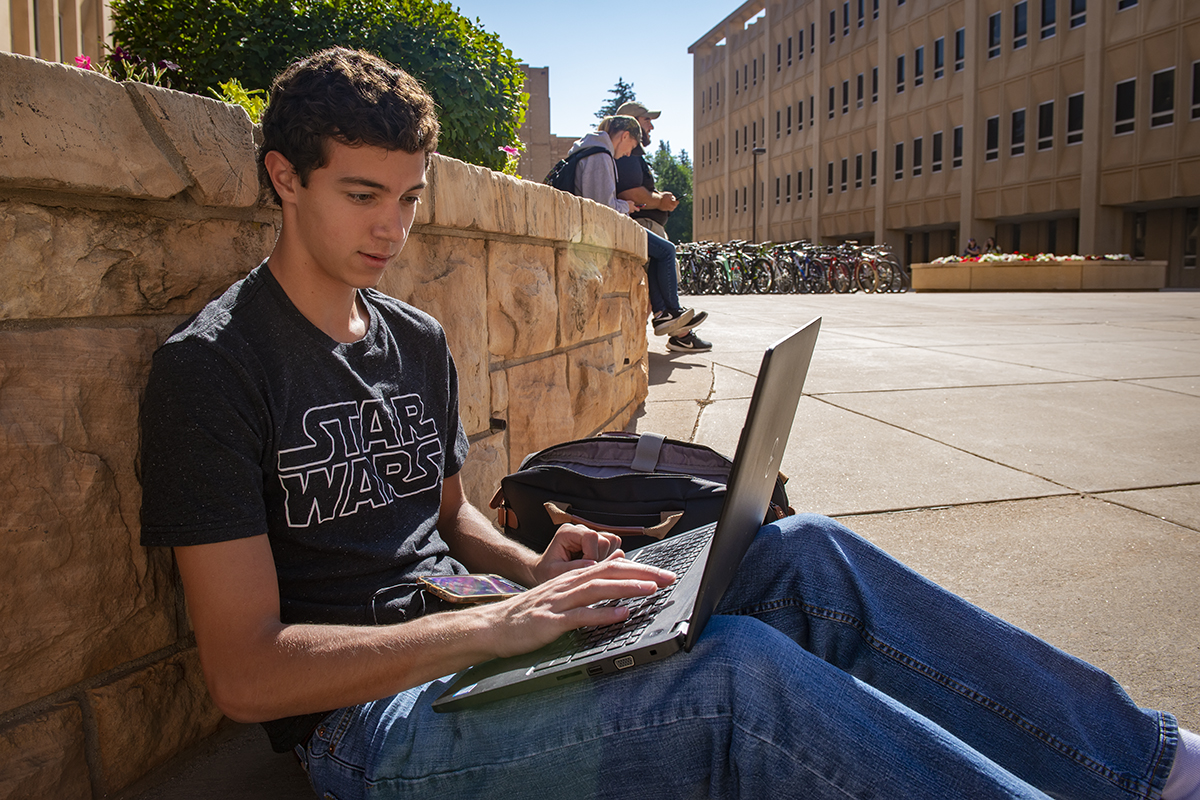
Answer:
[{"left": 615, "top": 101, "right": 712, "bottom": 354}]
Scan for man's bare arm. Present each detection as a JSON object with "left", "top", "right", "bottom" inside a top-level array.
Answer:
[
  {"left": 616, "top": 186, "right": 679, "bottom": 212},
  {"left": 175, "top": 476, "right": 672, "bottom": 723}
]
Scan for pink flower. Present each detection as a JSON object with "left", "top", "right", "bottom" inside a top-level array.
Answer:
[
  {"left": 499, "top": 145, "right": 519, "bottom": 156},
  {"left": 74, "top": 55, "right": 92, "bottom": 70}
]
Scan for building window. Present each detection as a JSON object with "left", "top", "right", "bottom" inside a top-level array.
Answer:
[
  {"left": 776, "top": 110, "right": 782, "bottom": 139},
  {"left": 858, "top": 0, "right": 865, "bottom": 28},
  {"left": 811, "top": 23, "right": 816, "bottom": 53},
  {"left": 829, "top": 86, "right": 836, "bottom": 119},
  {"left": 870, "top": 149, "right": 877, "bottom": 184},
  {"left": 1115, "top": 78, "right": 1136, "bottom": 135},
  {"left": 735, "top": 129, "right": 739, "bottom": 154},
  {"left": 786, "top": 173, "right": 791, "bottom": 202},
  {"left": 788, "top": 36, "right": 793, "bottom": 66},
  {"left": 874, "top": 0, "right": 880, "bottom": 20},
  {"left": 810, "top": 95, "right": 814, "bottom": 125},
  {"left": 934, "top": 37, "right": 945, "bottom": 80},
  {"left": 1041, "top": 0, "right": 1056, "bottom": 38},
  {"left": 787, "top": 105, "right": 793, "bottom": 135},
  {"left": 857, "top": 73, "right": 865, "bottom": 107},
  {"left": 897, "top": 55, "right": 906, "bottom": 93},
  {"left": 1038, "top": 100, "right": 1054, "bottom": 149},
  {"left": 915, "top": 46, "right": 925, "bottom": 86},
  {"left": 985, "top": 116, "right": 1000, "bottom": 160},
  {"left": 753, "top": 56, "right": 758, "bottom": 85},
  {"left": 798, "top": 99, "right": 804, "bottom": 130},
  {"left": 735, "top": 71, "right": 739, "bottom": 96},
  {"left": 1193, "top": 62, "right": 1200, "bottom": 120},
  {"left": 1117, "top": 0, "right": 1137, "bottom": 10},
  {"left": 742, "top": 186, "right": 747, "bottom": 214},
  {"left": 912, "top": 137, "right": 923, "bottom": 176},
  {"left": 1184, "top": 207, "right": 1198, "bottom": 267},
  {"left": 932, "top": 131, "right": 943, "bottom": 172},
  {"left": 1070, "top": 0, "right": 1086, "bottom": 28},
  {"left": 1067, "top": 92, "right": 1085, "bottom": 144},
  {"left": 1011, "top": 108, "right": 1026, "bottom": 156},
  {"left": 842, "top": 80, "right": 850, "bottom": 113},
  {"left": 809, "top": 167, "right": 813, "bottom": 197},
  {"left": 955, "top": 28, "right": 966, "bottom": 71},
  {"left": 827, "top": 161, "right": 834, "bottom": 194},
  {"left": 843, "top": 2, "right": 850, "bottom": 36},
  {"left": 894, "top": 142, "right": 904, "bottom": 180},
  {"left": 777, "top": 43, "right": 782, "bottom": 72},
  {"left": 798, "top": 29, "right": 804, "bottom": 60},
  {"left": 797, "top": 170, "right": 803, "bottom": 201},
  {"left": 776, "top": 176, "right": 781, "bottom": 204},
  {"left": 1151, "top": 68, "right": 1175, "bottom": 127},
  {"left": 988, "top": 12, "right": 1002, "bottom": 59},
  {"left": 744, "top": 125, "right": 748, "bottom": 149},
  {"left": 952, "top": 125, "right": 964, "bottom": 167},
  {"left": 872, "top": 67, "right": 879, "bottom": 102},
  {"left": 829, "top": 10, "right": 836, "bottom": 44},
  {"left": 841, "top": 158, "right": 848, "bottom": 191},
  {"left": 1013, "top": 2, "right": 1028, "bottom": 50},
  {"left": 855, "top": 153, "right": 864, "bottom": 187}
]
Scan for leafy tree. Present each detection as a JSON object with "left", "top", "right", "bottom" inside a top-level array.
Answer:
[
  {"left": 109, "top": 0, "right": 526, "bottom": 171},
  {"left": 595, "top": 77, "right": 637, "bottom": 118},
  {"left": 651, "top": 141, "right": 693, "bottom": 243}
]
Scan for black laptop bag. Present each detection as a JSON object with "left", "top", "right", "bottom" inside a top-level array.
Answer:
[{"left": 490, "top": 432, "right": 794, "bottom": 553}]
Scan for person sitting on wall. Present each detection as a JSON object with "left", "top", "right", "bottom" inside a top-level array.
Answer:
[
  {"left": 566, "top": 114, "right": 708, "bottom": 345},
  {"left": 984, "top": 236, "right": 1001, "bottom": 255},
  {"left": 963, "top": 237, "right": 982, "bottom": 258},
  {"left": 613, "top": 101, "right": 710, "bottom": 354},
  {"left": 138, "top": 48, "right": 1200, "bottom": 800}
]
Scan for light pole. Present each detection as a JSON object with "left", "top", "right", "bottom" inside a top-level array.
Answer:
[{"left": 751, "top": 147, "right": 766, "bottom": 242}]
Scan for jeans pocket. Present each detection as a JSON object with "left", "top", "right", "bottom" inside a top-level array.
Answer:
[{"left": 307, "top": 707, "right": 353, "bottom": 758}]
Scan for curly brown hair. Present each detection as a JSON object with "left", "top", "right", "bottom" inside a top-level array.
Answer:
[{"left": 257, "top": 47, "right": 440, "bottom": 203}]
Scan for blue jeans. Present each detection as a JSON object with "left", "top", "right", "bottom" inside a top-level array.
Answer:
[
  {"left": 297, "top": 514, "right": 1178, "bottom": 800},
  {"left": 645, "top": 229, "right": 682, "bottom": 315}
]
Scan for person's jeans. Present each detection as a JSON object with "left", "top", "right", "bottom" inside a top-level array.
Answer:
[
  {"left": 297, "top": 514, "right": 1178, "bottom": 800},
  {"left": 645, "top": 228, "right": 683, "bottom": 315}
]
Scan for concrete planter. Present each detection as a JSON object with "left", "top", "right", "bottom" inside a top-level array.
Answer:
[{"left": 911, "top": 260, "right": 1168, "bottom": 292}]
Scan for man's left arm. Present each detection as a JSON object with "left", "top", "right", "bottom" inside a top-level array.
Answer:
[{"left": 437, "top": 473, "right": 624, "bottom": 588}]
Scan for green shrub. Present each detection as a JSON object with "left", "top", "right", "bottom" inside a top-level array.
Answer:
[{"left": 110, "top": 0, "right": 526, "bottom": 171}]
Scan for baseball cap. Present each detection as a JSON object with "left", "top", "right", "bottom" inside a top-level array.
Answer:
[{"left": 616, "top": 101, "right": 660, "bottom": 120}]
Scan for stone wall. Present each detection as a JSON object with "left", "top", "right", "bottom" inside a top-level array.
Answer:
[
  {"left": 911, "top": 260, "right": 1168, "bottom": 292},
  {"left": 0, "top": 53, "right": 649, "bottom": 798}
]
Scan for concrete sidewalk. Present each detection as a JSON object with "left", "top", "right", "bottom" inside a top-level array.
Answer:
[
  {"left": 124, "top": 290, "right": 1200, "bottom": 799},
  {"left": 634, "top": 290, "right": 1200, "bottom": 731}
]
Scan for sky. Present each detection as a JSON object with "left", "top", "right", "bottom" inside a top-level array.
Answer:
[{"left": 447, "top": 0, "right": 749, "bottom": 161}]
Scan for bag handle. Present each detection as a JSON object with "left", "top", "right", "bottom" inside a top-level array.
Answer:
[
  {"left": 543, "top": 502, "right": 682, "bottom": 541},
  {"left": 630, "top": 432, "right": 665, "bottom": 472}
]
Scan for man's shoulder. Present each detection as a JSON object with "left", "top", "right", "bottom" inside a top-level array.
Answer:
[{"left": 361, "top": 290, "right": 448, "bottom": 343}]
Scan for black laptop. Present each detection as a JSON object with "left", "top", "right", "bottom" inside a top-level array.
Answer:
[{"left": 433, "top": 317, "right": 821, "bottom": 711}]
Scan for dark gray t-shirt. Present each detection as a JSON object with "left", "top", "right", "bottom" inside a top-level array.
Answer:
[{"left": 140, "top": 263, "right": 471, "bottom": 626}]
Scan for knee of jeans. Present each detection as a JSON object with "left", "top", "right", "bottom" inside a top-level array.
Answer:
[{"left": 761, "top": 512, "right": 853, "bottom": 559}]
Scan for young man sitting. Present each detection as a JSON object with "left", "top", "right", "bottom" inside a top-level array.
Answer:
[{"left": 139, "top": 48, "right": 1198, "bottom": 800}]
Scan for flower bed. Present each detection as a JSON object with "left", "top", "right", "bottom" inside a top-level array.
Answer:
[{"left": 932, "top": 253, "right": 1134, "bottom": 264}]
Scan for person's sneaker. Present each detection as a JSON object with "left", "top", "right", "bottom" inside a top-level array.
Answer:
[
  {"left": 652, "top": 308, "right": 695, "bottom": 336},
  {"left": 667, "top": 331, "right": 713, "bottom": 353},
  {"left": 675, "top": 310, "right": 708, "bottom": 335}
]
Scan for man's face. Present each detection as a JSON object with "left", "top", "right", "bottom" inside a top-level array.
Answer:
[
  {"left": 637, "top": 115, "right": 654, "bottom": 147},
  {"left": 287, "top": 140, "right": 427, "bottom": 291}
]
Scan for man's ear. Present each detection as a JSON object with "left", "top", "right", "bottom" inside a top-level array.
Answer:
[{"left": 264, "top": 150, "right": 300, "bottom": 204}]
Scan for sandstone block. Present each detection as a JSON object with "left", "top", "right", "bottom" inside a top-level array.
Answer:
[
  {"left": 525, "top": 181, "right": 583, "bottom": 243},
  {"left": 125, "top": 83, "right": 260, "bottom": 207},
  {"left": 578, "top": 199, "right": 619, "bottom": 251},
  {"left": 379, "top": 233, "right": 489, "bottom": 436},
  {"left": 461, "top": 432, "right": 508, "bottom": 518},
  {"left": 568, "top": 341, "right": 617, "bottom": 438},
  {"left": 0, "top": 200, "right": 277, "bottom": 321},
  {"left": 0, "top": 53, "right": 187, "bottom": 199},
  {"left": 89, "top": 648, "right": 223, "bottom": 795},
  {"left": 505, "top": 356, "right": 574, "bottom": 470},
  {"left": 487, "top": 241, "right": 558, "bottom": 358},
  {"left": 490, "top": 368, "right": 508, "bottom": 421},
  {"left": 556, "top": 245, "right": 607, "bottom": 348},
  {"left": 0, "top": 703, "right": 91, "bottom": 800},
  {"left": 429, "top": 156, "right": 524, "bottom": 234},
  {"left": 0, "top": 327, "right": 178, "bottom": 712}
]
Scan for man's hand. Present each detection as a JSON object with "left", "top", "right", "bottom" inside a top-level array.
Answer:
[
  {"left": 480, "top": 555, "right": 676, "bottom": 659},
  {"left": 657, "top": 191, "right": 680, "bottom": 212},
  {"left": 532, "top": 523, "right": 624, "bottom": 583}
]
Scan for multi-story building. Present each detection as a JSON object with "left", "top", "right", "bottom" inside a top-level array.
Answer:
[
  {"left": 517, "top": 65, "right": 578, "bottom": 183},
  {"left": 2, "top": 0, "right": 111, "bottom": 64},
  {"left": 690, "top": 0, "right": 1200, "bottom": 286}
]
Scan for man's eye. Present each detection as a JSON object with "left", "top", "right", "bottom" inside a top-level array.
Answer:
[
  {"left": 349, "top": 193, "right": 373, "bottom": 203},
  {"left": 402, "top": 195, "right": 422, "bottom": 206}
]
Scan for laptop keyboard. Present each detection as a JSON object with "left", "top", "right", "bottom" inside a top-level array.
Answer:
[{"left": 532, "top": 523, "right": 715, "bottom": 672}]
